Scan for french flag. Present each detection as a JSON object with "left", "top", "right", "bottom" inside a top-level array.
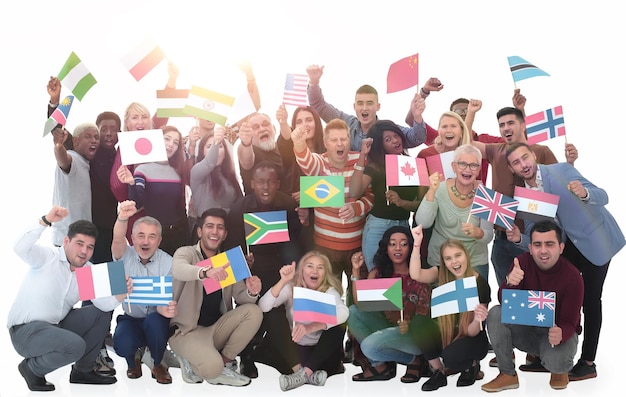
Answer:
[
  {"left": 75, "top": 260, "right": 127, "bottom": 301},
  {"left": 292, "top": 287, "right": 337, "bottom": 325},
  {"left": 525, "top": 106, "right": 566, "bottom": 145},
  {"left": 514, "top": 186, "right": 560, "bottom": 222}
]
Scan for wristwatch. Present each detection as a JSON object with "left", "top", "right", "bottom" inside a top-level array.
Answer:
[{"left": 202, "top": 268, "right": 209, "bottom": 279}]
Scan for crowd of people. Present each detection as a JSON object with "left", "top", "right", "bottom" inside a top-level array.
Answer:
[{"left": 7, "top": 62, "right": 624, "bottom": 393}]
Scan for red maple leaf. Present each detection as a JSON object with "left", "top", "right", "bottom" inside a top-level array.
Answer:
[{"left": 400, "top": 161, "right": 416, "bottom": 179}]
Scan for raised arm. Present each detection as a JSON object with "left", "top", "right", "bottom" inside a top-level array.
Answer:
[
  {"left": 52, "top": 126, "right": 72, "bottom": 173},
  {"left": 408, "top": 225, "right": 438, "bottom": 283},
  {"left": 112, "top": 200, "right": 137, "bottom": 259},
  {"left": 349, "top": 138, "right": 372, "bottom": 198}
]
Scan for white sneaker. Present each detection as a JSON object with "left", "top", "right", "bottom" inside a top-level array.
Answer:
[
  {"left": 279, "top": 368, "right": 307, "bottom": 391},
  {"left": 225, "top": 359, "right": 238, "bottom": 373},
  {"left": 205, "top": 367, "right": 251, "bottom": 387},
  {"left": 307, "top": 370, "right": 328, "bottom": 386},
  {"left": 177, "top": 355, "right": 203, "bottom": 384},
  {"left": 98, "top": 348, "right": 115, "bottom": 369}
]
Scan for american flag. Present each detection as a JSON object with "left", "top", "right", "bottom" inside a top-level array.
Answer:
[
  {"left": 502, "top": 289, "right": 555, "bottom": 327},
  {"left": 470, "top": 185, "right": 519, "bottom": 230},
  {"left": 525, "top": 106, "right": 566, "bottom": 145},
  {"left": 282, "top": 73, "right": 308, "bottom": 107},
  {"left": 124, "top": 276, "right": 172, "bottom": 306}
]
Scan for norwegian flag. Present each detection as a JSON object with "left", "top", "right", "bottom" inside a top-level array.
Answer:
[
  {"left": 525, "top": 106, "right": 566, "bottom": 145},
  {"left": 470, "top": 185, "right": 519, "bottom": 230},
  {"left": 528, "top": 291, "right": 556, "bottom": 310},
  {"left": 282, "top": 73, "right": 309, "bottom": 107}
]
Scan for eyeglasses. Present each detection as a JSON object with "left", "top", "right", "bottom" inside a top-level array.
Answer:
[
  {"left": 455, "top": 161, "right": 480, "bottom": 171},
  {"left": 452, "top": 107, "right": 467, "bottom": 116}
]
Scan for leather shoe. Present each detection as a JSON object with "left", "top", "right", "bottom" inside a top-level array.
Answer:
[
  {"left": 240, "top": 357, "right": 258, "bottom": 379},
  {"left": 18, "top": 359, "right": 55, "bottom": 391},
  {"left": 126, "top": 357, "right": 142, "bottom": 379},
  {"left": 151, "top": 363, "right": 172, "bottom": 384},
  {"left": 69, "top": 366, "right": 117, "bottom": 384}
]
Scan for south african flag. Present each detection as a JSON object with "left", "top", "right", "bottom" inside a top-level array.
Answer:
[{"left": 243, "top": 210, "right": 290, "bottom": 245}]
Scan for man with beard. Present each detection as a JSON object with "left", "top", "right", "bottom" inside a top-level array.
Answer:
[
  {"left": 305, "top": 64, "right": 428, "bottom": 151},
  {"left": 504, "top": 142, "right": 624, "bottom": 383}
]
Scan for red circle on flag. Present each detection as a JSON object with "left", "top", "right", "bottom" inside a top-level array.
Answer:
[{"left": 134, "top": 137, "right": 153, "bottom": 155}]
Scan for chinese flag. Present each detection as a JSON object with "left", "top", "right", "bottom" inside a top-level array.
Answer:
[{"left": 386, "top": 53, "right": 419, "bottom": 94}]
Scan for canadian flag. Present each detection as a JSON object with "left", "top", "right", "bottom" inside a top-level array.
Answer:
[
  {"left": 118, "top": 129, "right": 168, "bottom": 165},
  {"left": 385, "top": 154, "right": 429, "bottom": 186}
]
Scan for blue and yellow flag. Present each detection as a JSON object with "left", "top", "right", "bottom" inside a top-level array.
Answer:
[{"left": 299, "top": 176, "right": 345, "bottom": 208}]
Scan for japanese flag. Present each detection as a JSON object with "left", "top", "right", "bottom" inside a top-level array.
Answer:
[{"left": 118, "top": 129, "right": 168, "bottom": 165}]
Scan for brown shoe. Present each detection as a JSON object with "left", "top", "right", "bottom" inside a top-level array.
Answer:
[
  {"left": 151, "top": 363, "right": 172, "bottom": 384},
  {"left": 126, "top": 357, "right": 142, "bottom": 379},
  {"left": 481, "top": 372, "right": 519, "bottom": 392},
  {"left": 550, "top": 372, "right": 568, "bottom": 390}
]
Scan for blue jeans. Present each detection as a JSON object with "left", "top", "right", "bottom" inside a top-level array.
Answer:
[
  {"left": 113, "top": 312, "right": 171, "bottom": 367},
  {"left": 491, "top": 234, "right": 525, "bottom": 285},
  {"left": 486, "top": 305, "right": 577, "bottom": 374},
  {"left": 362, "top": 215, "right": 409, "bottom": 272}
]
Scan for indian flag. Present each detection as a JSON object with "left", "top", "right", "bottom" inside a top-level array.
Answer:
[
  {"left": 156, "top": 89, "right": 190, "bottom": 118},
  {"left": 514, "top": 186, "right": 559, "bottom": 222},
  {"left": 57, "top": 52, "right": 97, "bottom": 101},
  {"left": 75, "top": 260, "right": 126, "bottom": 301},
  {"left": 355, "top": 277, "right": 402, "bottom": 311},
  {"left": 184, "top": 85, "right": 235, "bottom": 126}
]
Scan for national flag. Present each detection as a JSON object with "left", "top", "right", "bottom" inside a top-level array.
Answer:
[
  {"left": 430, "top": 277, "right": 479, "bottom": 318},
  {"left": 355, "top": 278, "right": 403, "bottom": 312},
  {"left": 121, "top": 37, "right": 166, "bottom": 81},
  {"left": 299, "top": 176, "right": 345, "bottom": 208},
  {"left": 507, "top": 55, "right": 550, "bottom": 83},
  {"left": 117, "top": 129, "right": 168, "bottom": 165},
  {"left": 197, "top": 246, "right": 251, "bottom": 294},
  {"left": 386, "top": 53, "right": 419, "bottom": 94},
  {"left": 75, "top": 260, "right": 126, "bottom": 301},
  {"left": 525, "top": 106, "right": 566, "bottom": 145},
  {"left": 156, "top": 89, "right": 190, "bottom": 118},
  {"left": 184, "top": 85, "right": 235, "bottom": 126},
  {"left": 43, "top": 95, "right": 74, "bottom": 136},
  {"left": 57, "top": 52, "right": 97, "bottom": 101},
  {"left": 226, "top": 89, "right": 257, "bottom": 126},
  {"left": 292, "top": 287, "right": 337, "bottom": 324},
  {"left": 244, "top": 211, "right": 290, "bottom": 245},
  {"left": 502, "top": 289, "right": 555, "bottom": 327},
  {"left": 470, "top": 185, "right": 519, "bottom": 230},
  {"left": 425, "top": 151, "right": 456, "bottom": 179},
  {"left": 124, "top": 276, "right": 172, "bottom": 306},
  {"left": 513, "top": 186, "right": 560, "bottom": 222},
  {"left": 282, "top": 73, "right": 308, "bottom": 107},
  {"left": 385, "top": 155, "right": 429, "bottom": 186}
]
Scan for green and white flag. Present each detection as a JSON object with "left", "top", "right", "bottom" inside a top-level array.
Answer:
[
  {"left": 184, "top": 85, "right": 235, "bottom": 126},
  {"left": 57, "top": 52, "right": 97, "bottom": 101}
]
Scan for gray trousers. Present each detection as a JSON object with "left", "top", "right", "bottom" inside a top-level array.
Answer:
[
  {"left": 486, "top": 305, "right": 578, "bottom": 375},
  {"left": 9, "top": 305, "right": 111, "bottom": 376}
]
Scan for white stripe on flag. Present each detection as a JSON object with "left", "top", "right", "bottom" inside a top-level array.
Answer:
[
  {"left": 186, "top": 93, "right": 232, "bottom": 117},
  {"left": 293, "top": 286, "right": 336, "bottom": 305},
  {"left": 62, "top": 62, "right": 90, "bottom": 92},
  {"left": 91, "top": 264, "right": 112, "bottom": 297},
  {"left": 356, "top": 289, "right": 386, "bottom": 301},
  {"left": 121, "top": 37, "right": 159, "bottom": 69}
]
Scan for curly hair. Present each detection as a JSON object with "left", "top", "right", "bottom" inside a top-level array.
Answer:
[{"left": 372, "top": 226, "right": 414, "bottom": 278}]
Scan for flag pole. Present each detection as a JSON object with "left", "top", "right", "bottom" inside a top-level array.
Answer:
[
  {"left": 127, "top": 294, "right": 131, "bottom": 314},
  {"left": 386, "top": 186, "right": 390, "bottom": 206}
]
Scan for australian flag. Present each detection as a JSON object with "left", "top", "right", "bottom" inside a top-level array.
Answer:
[
  {"left": 502, "top": 289, "right": 555, "bottom": 327},
  {"left": 470, "top": 185, "right": 519, "bottom": 230},
  {"left": 525, "top": 106, "right": 566, "bottom": 145}
]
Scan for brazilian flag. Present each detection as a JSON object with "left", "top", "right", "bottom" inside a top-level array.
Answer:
[{"left": 299, "top": 176, "right": 345, "bottom": 208}]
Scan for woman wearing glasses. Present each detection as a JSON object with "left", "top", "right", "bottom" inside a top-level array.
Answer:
[{"left": 413, "top": 144, "right": 492, "bottom": 281}]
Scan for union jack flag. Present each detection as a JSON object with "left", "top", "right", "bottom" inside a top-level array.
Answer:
[
  {"left": 502, "top": 289, "right": 556, "bottom": 327},
  {"left": 525, "top": 106, "right": 566, "bottom": 145},
  {"left": 282, "top": 73, "right": 308, "bottom": 107},
  {"left": 470, "top": 185, "right": 519, "bottom": 230},
  {"left": 528, "top": 290, "right": 556, "bottom": 310}
]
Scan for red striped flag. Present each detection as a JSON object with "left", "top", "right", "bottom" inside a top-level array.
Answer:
[
  {"left": 425, "top": 151, "right": 456, "bottom": 179},
  {"left": 121, "top": 37, "right": 166, "bottom": 81},
  {"left": 292, "top": 287, "right": 337, "bottom": 324},
  {"left": 75, "top": 260, "right": 126, "bottom": 301},
  {"left": 525, "top": 106, "right": 566, "bottom": 145},
  {"left": 385, "top": 155, "right": 429, "bottom": 186},
  {"left": 513, "top": 186, "right": 560, "bottom": 222},
  {"left": 282, "top": 73, "right": 308, "bottom": 107}
]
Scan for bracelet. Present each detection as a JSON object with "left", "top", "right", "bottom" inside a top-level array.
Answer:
[
  {"left": 350, "top": 275, "right": 359, "bottom": 282},
  {"left": 117, "top": 218, "right": 128, "bottom": 223},
  {"left": 41, "top": 215, "right": 52, "bottom": 226},
  {"left": 246, "top": 289, "right": 259, "bottom": 298},
  {"left": 240, "top": 140, "right": 252, "bottom": 148},
  {"left": 354, "top": 164, "right": 365, "bottom": 172},
  {"left": 420, "top": 87, "right": 430, "bottom": 97}
]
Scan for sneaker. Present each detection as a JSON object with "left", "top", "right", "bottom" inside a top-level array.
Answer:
[
  {"left": 177, "top": 355, "right": 203, "bottom": 384},
  {"left": 279, "top": 368, "right": 307, "bottom": 391},
  {"left": 163, "top": 348, "right": 180, "bottom": 368},
  {"left": 481, "top": 372, "right": 519, "bottom": 392},
  {"left": 568, "top": 359, "right": 597, "bottom": 381},
  {"left": 307, "top": 370, "right": 328, "bottom": 386},
  {"left": 421, "top": 369, "right": 447, "bottom": 391},
  {"left": 94, "top": 360, "right": 116, "bottom": 377},
  {"left": 205, "top": 367, "right": 251, "bottom": 387},
  {"left": 550, "top": 372, "right": 569, "bottom": 390},
  {"left": 225, "top": 359, "right": 238, "bottom": 373},
  {"left": 98, "top": 348, "right": 115, "bottom": 369}
]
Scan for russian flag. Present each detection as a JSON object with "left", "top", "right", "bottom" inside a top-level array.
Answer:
[
  {"left": 514, "top": 186, "right": 560, "bottom": 222},
  {"left": 385, "top": 155, "right": 429, "bottom": 187},
  {"left": 355, "top": 277, "right": 403, "bottom": 311},
  {"left": 75, "top": 260, "right": 127, "bottom": 301},
  {"left": 198, "top": 246, "right": 251, "bottom": 294},
  {"left": 425, "top": 151, "right": 456, "bottom": 180},
  {"left": 292, "top": 287, "right": 337, "bottom": 324}
]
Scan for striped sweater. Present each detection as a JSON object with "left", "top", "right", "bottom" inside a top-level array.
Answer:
[{"left": 295, "top": 147, "right": 374, "bottom": 251}]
